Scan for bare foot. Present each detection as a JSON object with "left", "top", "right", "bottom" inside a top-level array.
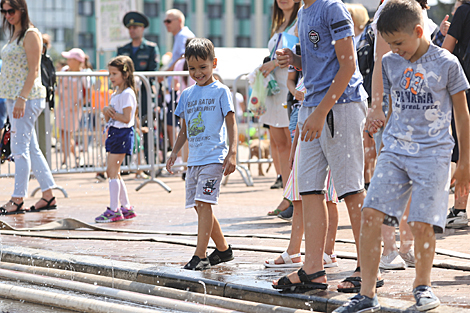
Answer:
[
  {"left": 268, "top": 198, "right": 291, "bottom": 215},
  {"left": 277, "top": 198, "right": 291, "bottom": 211}
]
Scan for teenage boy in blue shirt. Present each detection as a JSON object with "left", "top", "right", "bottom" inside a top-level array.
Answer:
[{"left": 274, "top": 0, "right": 378, "bottom": 292}]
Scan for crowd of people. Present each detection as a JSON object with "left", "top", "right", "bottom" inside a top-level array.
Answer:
[
  {"left": 0, "top": 0, "right": 198, "bottom": 214},
  {"left": 0, "top": 0, "right": 469, "bottom": 312}
]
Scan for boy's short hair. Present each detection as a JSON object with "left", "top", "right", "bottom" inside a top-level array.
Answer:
[
  {"left": 185, "top": 38, "right": 215, "bottom": 61},
  {"left": 377, "top": 0, "right": 423, "bottom": 35}
]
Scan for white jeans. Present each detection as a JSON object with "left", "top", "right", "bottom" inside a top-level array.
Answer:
[{"left": 6, "top": 98, "right": 56, "bottom": 197}]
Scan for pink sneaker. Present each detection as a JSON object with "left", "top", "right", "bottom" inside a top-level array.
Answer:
[
  {"left": 95, "top": 208, "right": 124, "bottom": 223},
  {"left": 121, "top": 206, "right": 137, "bottom": 220}
]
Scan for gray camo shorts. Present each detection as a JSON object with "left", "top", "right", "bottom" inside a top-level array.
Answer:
[{"left": 185, "top": 163, "right": 223, "bottom": 208}]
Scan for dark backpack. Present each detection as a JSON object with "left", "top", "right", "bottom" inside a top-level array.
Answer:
[
  {"left": 0, "top": 119, "right": 11, "bottom": 163},
  {"left": 41, "top": 48, "right": 57, "bottom": 109},
  {"left": 357, "top": 22, "right": 375, "bottom": 102}
]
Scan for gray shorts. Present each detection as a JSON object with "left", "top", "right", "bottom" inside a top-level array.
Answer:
[
  {"left": 298, "top": 101, "right": 367, "bottom": 199},
  {"left": 185, "top": 163, "right": 223, "bottom": 208},
  {"left": 363, "top": 151, "right": 451, "bottom": 233}
]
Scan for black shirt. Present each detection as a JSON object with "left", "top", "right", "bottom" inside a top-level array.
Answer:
[{"left": 448, "top": 3, "right": 470, "bottom": 64}]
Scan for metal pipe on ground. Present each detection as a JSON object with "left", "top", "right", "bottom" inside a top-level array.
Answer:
[
  {"left": 0, "top": 268, "right": 238, "bottom": 313},
  {"left": 0, "top": 262, "right": 311, "bottom": 313},
  {"left": 0, "top": 281, "right": 164, "bottom": 313}
]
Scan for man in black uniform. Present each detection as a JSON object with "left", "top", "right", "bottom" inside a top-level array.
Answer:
[{"left": 117, "top": 11, "right": 160, "bottom": 164}]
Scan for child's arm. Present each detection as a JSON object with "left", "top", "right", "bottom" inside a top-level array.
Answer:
[
  {"left": 289, "top": 124, "right": 300, "bottom": 169},
  {"left": 276, "top": 48, "right": 302, "bottom": 70},
  {"left": 300, "top": 36, "right": 356, "bottom": 141},
  {"left": 102, "top": 106, "right": 113, "bottom": 122},
  {"left": 375, "top": 94, "right": 393, "bottom": 154},
  {"left": 451, "top": 90, "right": 470, "bottom": 200},
  {"left": 166, "top": 119, "right": 187, "bottom": 174},
  {"left": 223, "top": 111, "right": 238, "bottom": 176},
  {"left": 135, "top": 114, "right": 143, "bottom": 135},
  {"left": 442, "top": 34, "right": 457, "bottom": 53},
  {"left": 367, "top": 32, "right": 390, "bottom": 134},
  {"left": 287, "top": 71, "right": 305, "bottom": 102},
  {"left": 106, "top": 106, "right": 133, "bottom": 124}
]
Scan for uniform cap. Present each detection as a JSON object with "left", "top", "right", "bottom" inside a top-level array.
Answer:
[{"left": 123, "top": 11, "right": 149, "bottom": 28}]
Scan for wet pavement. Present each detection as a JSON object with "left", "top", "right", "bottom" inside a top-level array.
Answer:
[{"left": 0, "top": 166, "right": 469, "bottom": 312}]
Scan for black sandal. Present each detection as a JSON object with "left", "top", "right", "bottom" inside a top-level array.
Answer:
[
  {"left": 0, "top": 200, "right": 25, "bottom": 215},
  {"left": 29, "top": 197, "right": 57, "bottom": 213},
  {"left": 337, "top": 267, "right": 385, "bottom": 293},
  {"left": 273, "top": 269, "right": 328, "bottom": 291}
]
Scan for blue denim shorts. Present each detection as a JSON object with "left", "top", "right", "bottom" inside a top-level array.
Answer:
[
  {"left": 289, "top": 105, "right": 300, "bottom": 142},
  {"left": 364, "top": 151, "right": 451, "bottom": 233},
  {"left": 105, "top": 126, "right": 134, "bottom": 155}
]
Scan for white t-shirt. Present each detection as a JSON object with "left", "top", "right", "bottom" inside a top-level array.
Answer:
[
  {"left": 235, "top": 92, "right": 244, "bottom": 117},
  {"left": 106, "top": 87, "right": 136, "bottom": 129}
]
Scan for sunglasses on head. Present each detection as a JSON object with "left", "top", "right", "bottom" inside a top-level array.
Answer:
[
  {"left": 1, "top": 8, "right": 16, "bottom": 15},
  {"left": 163, "top": 19, "right": 174, "bottom": 24}
]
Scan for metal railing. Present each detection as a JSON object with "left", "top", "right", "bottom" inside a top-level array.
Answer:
[{"left": 0, "top": 70, "right": 274, "bottom": 194}]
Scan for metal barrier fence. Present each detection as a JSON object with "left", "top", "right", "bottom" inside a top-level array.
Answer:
[{"left": 0, "top": 70, "right": 274, "bottom": 194}]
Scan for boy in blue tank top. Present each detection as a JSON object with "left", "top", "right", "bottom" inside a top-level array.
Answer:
[
  {"left": 336, "top": 0, "right": 470, "bottom": 312},
  {"left": 166, "top": 38, "right": 237, "bottom": 270},
  {"left": 274, "top": 0, "right": 376, "bottom": 293}
]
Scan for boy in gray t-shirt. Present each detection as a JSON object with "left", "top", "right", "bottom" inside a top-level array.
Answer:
[{"left": 335, "top": 0, "right": 470, "bottom": 312}]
